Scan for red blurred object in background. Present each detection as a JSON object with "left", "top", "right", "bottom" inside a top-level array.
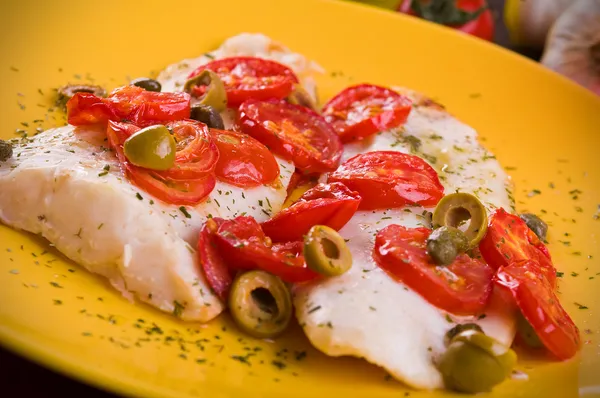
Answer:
[{"left": 398, "top": 0, "right": 494, "bottom": 41}]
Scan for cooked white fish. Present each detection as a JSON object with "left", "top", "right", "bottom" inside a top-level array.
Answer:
[{"left": 294, "top": 93, "right": 518, "bottom": 390}]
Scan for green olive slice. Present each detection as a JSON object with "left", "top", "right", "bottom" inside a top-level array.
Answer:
[
  {"left": 286, "top": 85, "right": 318, "bottom": 111},
  {"left": 303, "top": 225, "right": 352, "bottom": 277},
  {"left": 432, "top": 193, "right": 488, "bottom": 249},
  {"left": 444, "top": 323, "right": 484, "bottom": 346},
  {"left": 519, "top": 213, "right": 548, "bottom": 241},
  {"left": 439, "top": 330, "right": 517, "bottom": 393},
  {"left": 228, "top": 270, "right": 292, "bottom": 339},
  {"left": 0, "top": 140, "right": 13, "bottom": 162},
  {"left": 426, "top": 226, "right": 469, "bottom": 266},
  {"left": 123, "top": 125, "right": 176, "bottom": 171},
  {"left": 190, "top": 104, "right": 225, "bottom": 130},
  {"left": 183, "top": 70, "right": 227, "bottom": 112},
  {"left": 516, "top": 313, "right": 544, "bottom": 348},
  {"left": 56, "top": 84, "right": 107, "bottom": 109},
  {"left": 131, "top": 77, "right": 162, "bottom": 92}
]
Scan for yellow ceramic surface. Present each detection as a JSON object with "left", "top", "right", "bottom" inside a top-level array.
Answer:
[{"left": 0, "top": 1, "right": 599, "bottom": 397}]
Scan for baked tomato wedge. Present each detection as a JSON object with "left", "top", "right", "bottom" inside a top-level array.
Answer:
[
  {"left": 479, "top": 208, "right": 556, "bottom": 288},
  {"left": 262, "top": 182, "right": 361, "bottom": 242},
  {"left": 67, "top": 85, "right": 190, "bottom": 127},
  {"left": 373, "top": 224, "right": 494, "bottom": 315},
  {"left": 328, "top": 151, "right": 444, "bottom": 210},
  {"left": 187, "top": 57, "right": 299, "bottom": 106},
  {"left": 495, "top": 260, "right": 580, "bottom": 360},
  {"left": 239, "top": 99, "right": 343, "bottom": 173},
  {"left": 213, "top": 216, "right": 318, "bottom": 283},
  {"left": 209, "top": 128, "right": 279, "bottom": 188},
  {"left": 197, "top": 218, "right": 234, "bottom": 302},
  {"left": 322, "top": 84, "right": 413, "bottom": 142}
]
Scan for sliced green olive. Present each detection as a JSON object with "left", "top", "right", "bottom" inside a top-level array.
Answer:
[
  {"left": 439, "top": 330, "right": 517, "bottom": 393},
  {"left": 426, "top": 226, "right": 469, "bottom": 265},
  {"left": 184, "top": 70, "right": 227, "bottom": 112},
  {"left": 0, "top": 140, "right": 13, "bottom": 162},
  {"left": 123, "top": 125, "right": 176, "bottom": 171},
  {"left": 516, "top": 313, "right": 544, "bottom": 348},
  {"left": 131, "top": 77, "right": 162, "bottom": 92},
  {"left": 433, "top": 193, "right": 488, "bottom": 249},
  {"left": 190, "top": 104, "right": 225, "bottom": 130},
  {"left": 286, "top": 85, "right": 318, "bottom": 111},
  {"left": 303, "top": 225, "right": 352, "bottom": 277},
  {"left": 519, "top": 213, "right": 548, "bottom": 241},
  {"left": 56, "top": 84, "right": 107, "bottom": 109},
  {"left": 444, "top": 323, "right": 484, "bottom": 346},
  {"left": 228, "top": 270, "right": 292, "bottom": 339}
]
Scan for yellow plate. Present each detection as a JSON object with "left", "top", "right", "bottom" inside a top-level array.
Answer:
[{"left": 0, "top": 1, "right": 599, "bottom": 397}]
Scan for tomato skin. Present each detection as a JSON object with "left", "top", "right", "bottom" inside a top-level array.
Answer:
[
  {"left": 328, "top": 151, "right": 444, "bottom": 210},
  {"left": 495, "top": 260, "right": 580, "bottom": 360},
  {"left": 67, "top": 86, "right": 191, "bottom": 127},
  {"left": 262, "top": 182, "right": 362, "bottom": 242},
  {"left": 197, "top": 218, "right": 233, "bottom": 303},
  {"left": 213, "top": 216, "right": 318, "bottom": 283},
  {"left": 374, "top": 224, "right": 493, "bottom": 315},
  {"left": 188, "top": 56, "right": 299, "bottom": 106},
  {"left": 239, "top": 99, "right": 343, "bottom": 173},
  {"left": 479, "top": 208, "right": 556, "bottom": 288},
  {"left": 399, "top": 0, "right": 494, "bottom": 42},
  {"left": 209, "top": 128, "right": 280, "bottom": 188},
  {"left": 322, "top": 84, "right": 413, "bottom": 143}
]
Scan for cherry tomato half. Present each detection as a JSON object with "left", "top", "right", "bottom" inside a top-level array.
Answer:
[
  {"left": 322, "top": 84, "right": 413, "bottom": 142},
  {"left": 197, "top": 218, "right": 234, "bottom": 303},
  {"left": 495, "top": 260, "right": 580, "bottom": 360},
  {"left": 479, "top": 208, "right": 556, "bottom": 288},
  {"left": 328, "top": 151, "right": 444, "bottom": 210},
  {"left": 213, "top": 216, "right": 318, "bottom": 283},
  {"left": 261, "top": 182, "right": 362, "bottom": 242},
  {"left": 187, "top": 56, "right": 299, "bottom": 106},
  {"left": 67, "top": 85, "right": 190, "bottom": 127},
  {"left": 239, "top": 99, "right": 343, "bottom": 173},
  {"left": 209, "top": 128, "right": 280, "bottom": 188},
  {"left": 373, "top": 224, "right": 494, "bottom": 315}
]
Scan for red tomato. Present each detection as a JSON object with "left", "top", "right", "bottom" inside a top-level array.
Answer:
[
  {"left": 495, "top": 260, "right": 580, "bottom": 360},
  {"left": 213, "top": 216, "right": 318, "bottom": 283},
  {"left": 197, "top": 218, "right": 234, "bottom": 302},
  {"left": 328, "top": 151, "right": 444, "bottom": 210},
  {"left": 107, "top": 121, "right": 217, "bottom": 205},
  {"left": 187, "top": 57, "right": 299, "bottom": 106},
  {"left": 322, "top": 84, "right": 413, "bottom": 143},
  {"left": 373, "top": 224, "right": 494, "bottom": 315},
  {"left": 238, "top": 99, "right": 343, "bottom": 173},
  {"left": 209, "top": 129, "right": 280, "bottom": 188},
  {"left": 479, "top": 208, "right": 556, "bottom": 288},
  {"left": 67, "top": 85, "right": 190, "bottom": 127},
  {"left": 398, "top": 0, "right": 494, "bottom": 42},
  {"left": 261, "top": 182, "right": 362, "bottom": 242}
]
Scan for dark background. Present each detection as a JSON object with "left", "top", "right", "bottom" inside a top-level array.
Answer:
[{"left": 0, "top": 0, "right": 540, "bottom": 396}]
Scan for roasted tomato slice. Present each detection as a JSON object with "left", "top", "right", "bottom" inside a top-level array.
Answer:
[
  {"left": 328, "top": 151, "right": 444, "bottom": 210},
  {"left": 197, "top": 218, "right": 233, "bottom": 303},
  {"left": 67, "top": 85, "right": 190, "bottom": 127},
  {"left": 322, "top": 84, "right": 413, "bottom": 142},
  {"left": 187, "top": 56, "right": 299, "bottom": 106},
  {"left": 479, "top": 208, "right": 556, "bottom": 288},
  {"left": 209, "top": 128, "right": 279, "bottom": 188},
  {"left": 262, "top": 182, "right": 361, "bottom": 242},
  {"left": 213, "top": 216, "right": 318, "bottom": 283},
  {"left": 107, "top": 121, "right": 216, "bottom": 205},
  {"left": 239, "top": 99, "right": 343, "bottom": 173},
  {"left": 495, "top": 260, "right": 580, "bottom": 360},
  {"left": 373, "top": 224, "right": 494, "bottom": 315}
]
